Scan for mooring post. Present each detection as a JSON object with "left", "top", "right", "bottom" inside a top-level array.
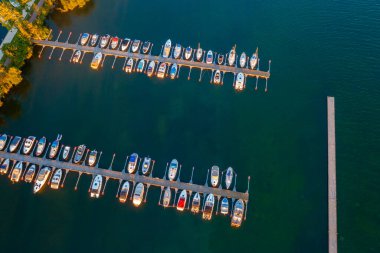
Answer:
[
  {"left": 38, "top": 46, "right": 45, "bottom": 58},
  {"left": 116, "top": 179, "right": 122, "bottom": 198},
  {"left": 188, "top": 67, "right": 192, "bottom": 80},
  {"left": 75, "top": 33, "right": 82, "bottom": 45},
  {"left": 46, "top": 29, "right": 52, "bottom": 40},
  {"left": 189, "top": 166, "right": 194, "bottom": 184},
  {"left": 102, "top": 177, "right": 109, "bottom": 195},
  {"left": 255, "top": 76, "right": 259, "bottom": 91},
  {"left": 88, "top": 175, "right": 94, "bottom": 192},
  {"left": 257, "top": 58, "right": 260, "bottom": 70},
  {"left": 204, "top": 169, "right": 210, "bottom": 186},
  {"left": 177, "top": 164, "right": 182, "bottom": 182},
  {"left": 268, "top": 60, "right": 271, "bottom": 73},
  {"left": 162, "top": 162, "right": 169, "bottom": 179},
  {"left": 74, "top": 172, "right": 82, "bottom": 191},
  {"left": 95, "top": 151, "right": 103, "bottom": 168},
  {"left": 55, "top": 30, "right": 62, "bottom": 42},
  {"left": 158, "top": 186, "right": 164, "bottom": 205},
  {"left": 144, "top": 184, "right": 150, "bottom": 202},
  {"left": 199, "top": 69, "right": 203, "bottom": 82},
  {"left": 108, "top": 153, "right": 116, "bottom": 170},
  {"left": 150, "top": 160, "right": 156, "bottom": 177},
  {"left": 265, "top": 78, "right": 268, "bottom": 93},
  {"left": 122, "top": 57, "right": 127, "bottom": 71},
  {"left": 122, "top": 155, "right": 129, "bottom": 173},
  {"left": 112, "top": 56, "right": 117, "bottom": 69},
  {"left": 61, "top": 169, "right": 68, "bottom": 188},
  {"left": 65, "top": 32, "right": 72, "bottom": 43}
]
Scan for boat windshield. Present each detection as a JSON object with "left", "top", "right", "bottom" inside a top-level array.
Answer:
[{"left": 130, "top": 156, "right": 137, "bottom": 162}]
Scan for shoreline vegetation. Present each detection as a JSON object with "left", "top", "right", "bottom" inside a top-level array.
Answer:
[{"left": 0, "top": 0, "right": 91, "bottom": 107}]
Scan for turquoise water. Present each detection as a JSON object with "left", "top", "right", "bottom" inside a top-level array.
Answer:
[{"left": 1, "top": 0, "right": 379, "bottom": 252}]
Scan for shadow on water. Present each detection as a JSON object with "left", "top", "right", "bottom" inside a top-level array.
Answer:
[{"left": 49, "top": 0, "right": 96, "bottom": 27}]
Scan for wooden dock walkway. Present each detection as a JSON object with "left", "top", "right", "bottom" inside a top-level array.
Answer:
[
  {"left": 327, "top": 96, "right": 338, "bottom": 253},
  {"left": 0, "top": 151, "right": 249, "bottom": 201}
]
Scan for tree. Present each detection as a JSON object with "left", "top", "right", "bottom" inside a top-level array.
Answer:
[
  {"left": 0, "top": 66, "right": 23, "bottom": 103},
  {"left": 57, "top": 0, "right": 91, "bottom": 12}
]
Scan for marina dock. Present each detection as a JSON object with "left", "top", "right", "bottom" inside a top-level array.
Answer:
[{"left": 327, "top": 97, "right": 338, "bottom": 253}]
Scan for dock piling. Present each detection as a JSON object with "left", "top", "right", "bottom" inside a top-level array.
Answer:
[
  {"left": 204, "top": 169, "right": 210, "bottom": 186},
  {"left": 61, "top": 169, "right": 68, "bottom": 188},
  {"left": 144, "top": 184, "right": 150, "bottom": 202},
  {"left": 116, "top": 179, "right": 122, "bottom": 198},
  {"left": 74, "top": 172, "right": 82, "bottom": 191},
  {"left": 150, "top": 160, "right": 156, "bottom": 177},
  {"left": 189, "top": 166, "right": 194, "bottom": 184}
]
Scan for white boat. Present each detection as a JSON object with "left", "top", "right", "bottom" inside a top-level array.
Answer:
[
  {"left": 0, "top": 158, "right": 10, "bottom": 175},
  {"left": 162, "top": 39, "right": 172, "bottom": 58},
  {"left": 72, "top": 50, "right": 81, "bottom": 63},
  {"left": 184, "top": 46, "right": 192, "bottom": 60},
  {"left": 100, "top": 34, "right": 110, "bottom": 48},
  {"left": 240, "top": 52, "right": 247, "bottom": 68},
  {"left": 120, "top": 38, "right": 131, "bottom": 51},
  {"left": 9, "top": 136, "right": 21, "bottom": 153},
  {"left": 234, "top": 72, "right": 245, "bottom": 91},
  {"left": 168, "top": 159, "right": 178, "bottom": 181},
  {"left": 225, "top": 167, "right": 233, "bottom": 189},
  {"left": 10, "top": 161, "right": 23, "bottom": 183},
  {"left": 48, "top": 134, "right": 62, "bottom": 159},
  {"left": 24, "top": 164, "right": 36, "bottom": 183},
  {"left": 206, "top": 50, "right": 213, "bottom": 64},
  {"left": 73, "top": 144, "right": 86, "bottom": 164},
  {"left": 142, "top": 41, "right": 151, "bottom": 54},
  {"left": 191, "top": 192, "right": 201, "bottom": 213},
  {"left": 35, "top": 137, "right": 46, "bottom": 156},
  {"left": 196, "top": 45, "right": 203, "bottom": 61},
  {"left": 133, "top": 183, "right": 145, "bottom": 207},
  {"left": 90, "top": 175, "right": 103, "bottom": 198},
  {"left": 157, "top": 62, "right": 167, "bottom": 79},
  {"left": 228, "top": 46, "right": 236, "bottom": 66},
  {"left": 127, "top": 153, "right": 139, "bottom": 174},
  {"left": 210, "top": 165, "right": 219, "bottom": 187},
  {"left": 119, "top": 181, "right": 130, "bottom": 203},
  {"left": 173, "top": 43, "right": 182, "bottom": 59},
  {"left": 170, "top": 63, "right": 178, "bottom": 79},
  {"left": 231, "top": 199, "right": 245, "bottom": 228},
  {"left": 176, "top": 189, "right": 187, "bottom": 211},
  {"left": 80, "top": 33, "right": 90, "bottom": 46},
  {"left": 88, "top": 149, "right": 97, "bottom": 167},
  {"left": 125, "top": 58, "right": 134, "bottom": 73},
  {"left": 146, "top": 61, "right": 155, "bottom": 77},
  {"left": 131, "top": 40, "right": 141, "bottom": 53},
  {"left": 23, "top": 136, "right": 36, "bottom": 155},
  {"left": 162, "top": 187, "right": 171, "bottom": 207},
  {"left": 0, "top": 134, "right": 7, "bottom": 150},
  {"left": 90, "top": 34, "right": 99, "bottom": 47},
  {"left": 50, "top": 168, "right": 62, "bottom": 190},
  {"left": 220, "top": 197, "right": 229, "bottom": 215},
  {"left": 110, "top": 37, "right": 119, "bottom": 50},
  {"left": 213, "top": 70, "right": 221, "bottom": 85},
  {"left": 33, "top": 166, "right": 51, "bottom": 193},
  {"left": 141, "top": 157, "right": 151, "bottom": 175},
  {"left": 91, "top": 52, "right": 103, "bottom": 70},
  {"left": 137, "top": 59, "right": 145, "bottom": 73},
  {"left": 202, "top": 193, "right": 215, "bottom": 220},
  {"left": 250, "top": 48, "right": 258, "bottom": 69},
  {"left": 62, "top": 146, "right": 71, "bottom": 160}
]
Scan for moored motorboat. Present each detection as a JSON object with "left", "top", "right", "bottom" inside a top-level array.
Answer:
[
  {"left": 91, "top": 52, "right": 103, "bottom": 70},
  {"left": 234, "top": 72, "right": 245, "bottom": 91},
  {"left": 162, "top": 39, "right": 172, "bottom": 58},
  {"left": 110, "top": 36, "right": 119, "bottom": 50},
  {"left": 202, "top": 193, "right": 215, "bottom": 220},
  {"left": 137, "top": 59, "right": 145, "bottom": 73},
  {"left": 196, "top": 44, "right": 203, "bottom": 61},
  {"left": 146, "top": 61, "right": 156, "bottom": 77},
  {"left": 9, "top": 136, "right": 21, "bottom": 153},
  {"left": 162, "top": 187, "right": 171, "bottom": 207},
  {"left": 62, "top": 146, "right": 71, "bottom": 161},
  {"left": 131, "top": 40, "right": 141, "bottom": 53},
  {"left": 80, "top": 33, "right": 90, "bottom": 46},
  {"left": 210, "top": 165, "right": 219, "bottom": 187},
  {"left": 50, "top": 168, "right": 62, "bottom": 190},
  {"left": 24, "top": 164, "right": 37, "bottom": 183},
  {"left": 35, "top": 136, "right": 46, "bottom": 157},
  {"left": 206, "top": 50, "right": 213, "bottom": 64},
  {"left": 33, "top": 166, "right": 51, "bottom": 193},
  {"left": 23, "top": 136, "right": 36, "bottom": 155},
  {"left": 127, "top": 153, "right": 139, "bottom": 174},
  {"left": 239, "top": 52, "right": 247, "bottom": 68},
  {"left": 220, "top": 197, "right": 229, "bottom": 215},
  {"left": 0, "top": 134, "right": 7, "bottom": 150},
  {"left": 225, "top": 167, "right": 233, "bottom": 189},
  {"left": 48, "top": 134, "right": 62, "bottom": 159},
  {"left": 168, "top": 159, "right": 178, "bottom": 181},
  {"left": 72, "top": 50, "right": 81, "bottom": 63},
  {"left": 213, "top": 70, "right": 221, "bottom": 85},
  {"left": 170, "top": 63, "right": 178, "bottom": 79},
  {"left": 228, "top": 45, "right": 236, "bottom": 66},
  {"left": 231, "top": 199, "right": 245, "bottom": 228},
  {"left": 119, "top": 181, "right": 130, "bottom": 203},
  {"left": 10, "top": 161, "right": 23, "bottom": 183},
  {"left": 125, "top": 58, "right": 134, "bottom": 73},
  {"left": 120, "top": 38, "right": 131, "bottom": 51},
  {"left": 0, "top": 158, "right": 10, "bottom": 175},
  {"left": 142, "top": 41, "right": 151, "bottom": 54},
  {"left": 90, "top": 34, "right": 99, "bottom": 47},
  {"left": 250, "top": 48, "right": 258, "bottom": 69},
  {"left": 141, "top": 157, "right": 151, "bottom": 175},
  {"left": 73, "top": 144, "right": 86, "bottom": 164},
  {"left": 157, "top": 62, "right": 167, "bottom": 79},
  {"left": 217, "top": 54, "right": 225, "bottom": 65},
  {"left": 99, "top": 34, "right": 110, "bottom": 48},
  {"left": 176, "top": 189, "right": 187, "bottom": 211},
  {"left": 88, "top": 149, "right": 97, "bottom": 167},
  {"left": 191, "top": 192, "right": 201, "bottom": 213},
  {"left": 133, "top": 182, "right": 145, "bottom": 207},
  {"left": 90, "top": 175, "right": 103, "bottom": 198},
  {"left": 184, "top": 46, "right": 192, "bottom": 60},
  {"left": 173, "top": 43, "right": 182, "bottom": 59}
]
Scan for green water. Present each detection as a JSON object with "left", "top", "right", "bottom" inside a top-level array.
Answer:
[{"left": 1, "top": 0, "right": 379, "bottom": 252}]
